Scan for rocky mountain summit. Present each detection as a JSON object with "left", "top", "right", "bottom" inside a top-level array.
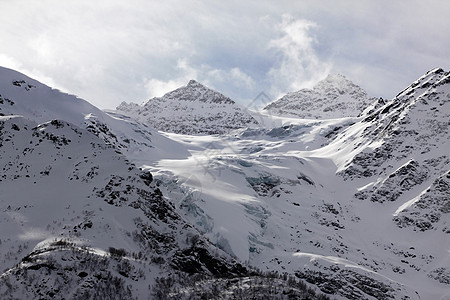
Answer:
[
  {"left": 116, "top": 80, "right": 259, "bottom": 135},
  {"left": 264, "top": 74, "right": 378, "bottom": 119}
]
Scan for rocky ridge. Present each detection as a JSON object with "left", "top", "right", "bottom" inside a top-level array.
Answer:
[
  {"left": 337, "top": 68, "right": 449, "bottom": 226},
  {"left": 264, "top": 74, "right": 378, "bottom": 119}
]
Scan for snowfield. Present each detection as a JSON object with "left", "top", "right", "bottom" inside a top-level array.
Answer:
[{"left": 0, "top": 66, "right": 448, "bottom": 299}]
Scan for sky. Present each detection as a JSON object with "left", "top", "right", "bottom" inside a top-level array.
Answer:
[{"left": 0, "top": 0, "right": 449, "bottom": 109}]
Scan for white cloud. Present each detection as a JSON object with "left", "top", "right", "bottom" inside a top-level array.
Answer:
[
  {"left": 28, "top": 34, "right": 54, "bottom": 59},
  {"left": 207, "top": 67, "right": 255, "bottom": 90},
  {"left": 229, "top": 68, "right": 256, "bottom": 89},
  {"left": 0, "top": 53, "right": 65, "bottom": 93},
  {"left": 144, "top": 58, "right": 198, "bottom": 99},
  {"left": 144, "top": 78, "right": 183, "bottom": 100},
  {"left": 0, "top": 54, "right": 22, "bottom": 71},
  {"left": 143, "top": 58, "right": 256, "bottom": 101},
  {"left": 267, "top": 15, "right": 332, "bottom": 98}
]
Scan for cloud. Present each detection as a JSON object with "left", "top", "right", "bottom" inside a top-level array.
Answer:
[
  {"left": 229, "top": 68, "right": 256, "bottom": 89},
  {"left": 0, "top": 1, "right": 285, "bottom": 107},
  {"left": 143, "top": 57, "right": 256, "bottom": 102},
  {"left": 0, "top": 54, "right": 22, "bottom": 71},
  {"left": 144, "top": 78, "right": 183, "bottom": 100},
  {"left": 144, "top": 58, "right": 198, "bottom": 99},
  {"left": 303, "top": 1, "right": 450, "bottom": 98},
  {"left": 207, "top": 67, "right": 256, "bottom": 90},
  {"left": 0, "top": 53, "right": 65, "bottom": 92},
  {"left": 267, "top": 15, "right": 332, "bottom": 98}
]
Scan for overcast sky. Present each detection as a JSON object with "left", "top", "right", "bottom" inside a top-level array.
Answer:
[{"left": 1, "top": 0, "right": 449, "bottom": 109}]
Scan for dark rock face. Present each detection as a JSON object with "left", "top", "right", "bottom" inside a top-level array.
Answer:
[
  {"left": 393, "top": 170, "right": 450, "bottom": 232},
  {"left": 355, "top": 160, "right": 429, "bottom": 203},
  {"left": 295, "top": 267, "right": 399, "bottom": 300},
  {"left": 139, "top": 171, "right": 153, "bottom": 186},
  {"left": 170, "top": 243, "right": 248, "bottom": 278}
]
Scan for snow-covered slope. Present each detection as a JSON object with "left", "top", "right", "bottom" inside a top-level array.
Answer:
[
  {"left": 314, "top": 67, "right": 449, "bottom": 298},
  {"left": 141, "top": 69, "right": 449, "bottom": 299},
  {"left": 1, "top": 66, "right": 448, "bottom": 299},
  {"left": 263, "top": 74, "right": 378, "bottom": 119},
  {"left": 0, "top": 115, "right": 255, "bottom": 299},
  {"left": 334, "top": 68, "right": 449, "bottom": 225},
  {"left": 116, "top": 80, "right": 259, "bottom": 135},
  {"left": 0, "top": 67, "right": 194, "bottom": 164},
  {"left": 0, "top": 67, "right": 330, "bottom": 299},
  {"left": 329, "top": 68, "right": 450, "bottom": 276},
  {"left": 0, "top": 67, "right": 153, "bottom": 151}
]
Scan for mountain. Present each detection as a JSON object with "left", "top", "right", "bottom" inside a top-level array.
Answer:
[
  {"left": 116, "top": 80, "right": 259, "bottom": 135},
  {"left": 335, "top": 67, "right": 450, "bottom": 232},
  {"left": 0, "top": 115, "right": 255, "bottom": 299},
  {"left": 0, "top": 66, "right": 448, "bottom": 299},
  {"left": 263, "top": 74, "right": 378, "bottom": 119},
  {"left": 0, "top": 67, "right": 330, "bottom": 299},
  {"left": 0, "top": 67, "right": 160, "bottom": 153},
  {"left": 143, "top": 68, "right": 449, "bottom": 299}
]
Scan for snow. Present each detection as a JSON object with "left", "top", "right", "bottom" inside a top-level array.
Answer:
[
  {"left": 116, "top": 79, "right": 259, "bottom": 135},
  {"left": 0, "top": 66, "right": 449, "bottom": 299},
  {"left": 264, "top": 73, "right": 378, "bottom": 119},
  {"left": 133, "top": 69, "right": 449, "bottom": 299}
]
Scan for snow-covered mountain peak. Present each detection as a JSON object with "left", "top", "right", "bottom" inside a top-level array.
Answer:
[
  {"left": 187, "top": 79, "right": 201, "bottom": 87},
  {"left": 0, "top": 67, "right": 187, "bottom": 163},
  {"left": 116, "top": 80, "right": 259, "bottom": 134},
  {"left": 263, "top": 73, "right": 378, "bottom": 119},
  {"left": 156, "top": 79, "right": 235, "bottom": 105},
  {"left": 336, "top": 67, "right": 449, "bottom": 171},
  {"left": 395, "top": 67, "right": 449, "bottom": 99},
  {"left": 0, "top": 66, "right": 106, "bottom": 127},
  {"left": 318, "top": 73, "right": 352, "bottom": 87}
]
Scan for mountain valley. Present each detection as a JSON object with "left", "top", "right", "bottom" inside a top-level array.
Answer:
[{"left": 0, "top": 66, "right": 448, "bottom": 299}]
